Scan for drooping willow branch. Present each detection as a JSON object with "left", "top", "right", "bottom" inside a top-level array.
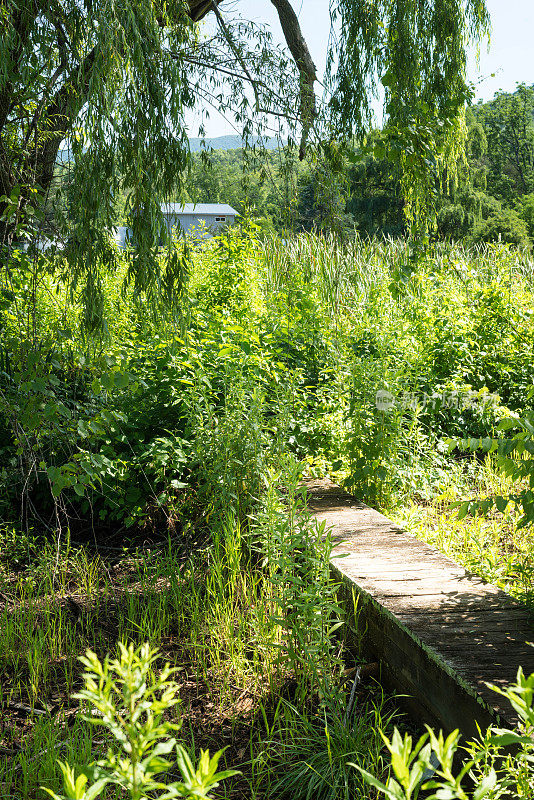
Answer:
[
  {"left": 173, "top": 53, "right": 302, "bottom": 123},
  {"left": 0, "top": 0, "right": 491, "bottom": 325},
  {"left": 209, "top": 0, "right": 262, "bottom": 112}
]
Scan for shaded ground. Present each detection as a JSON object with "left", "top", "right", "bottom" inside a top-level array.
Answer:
[{"left": 0, "top": 523, "right": 402, "bottom": 799}]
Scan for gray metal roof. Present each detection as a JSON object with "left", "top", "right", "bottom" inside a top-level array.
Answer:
[{"left": 162, "top": 203, "right": 238, "bottom": 215}]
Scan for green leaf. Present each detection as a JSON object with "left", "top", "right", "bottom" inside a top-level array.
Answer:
[
  {"left": 488, "top": 731, "right": 534, "bottom": 746},
  {"left": 101, "top": 373, "right": 114, "bottom": 390},
  {"left": 84, "top": 777, "right": 110, "bottom": 800},
  {"left": 497, "top": 418, "right": 519, "bottom": 431},
  {"left": 473, "top": 767, "right": 497, "bottom": 799},
  {"left": 495, "top": 496, "right": 508, "bottom": 513},
  {"left": 350, "top": 766, "right": 404, "bottom": 800},
  {"left": 114, "top": 372, "right": 130, "bottom": 389}
]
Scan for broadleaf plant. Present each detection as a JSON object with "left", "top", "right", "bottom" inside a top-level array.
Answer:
[
  {"left": 452, "top": 410, "right": 534, "bottom": 527},
  {"left": 42, "top": 642, "right": 238, "bottom": 800}
]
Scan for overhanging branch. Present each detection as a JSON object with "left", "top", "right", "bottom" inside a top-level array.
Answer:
[{"left": 269, "top": 0, "right": 317, "bottom": 158}]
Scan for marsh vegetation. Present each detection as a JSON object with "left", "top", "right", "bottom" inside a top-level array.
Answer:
[{"left": 1, "top": 228, "right": 534, "bottom": 797}]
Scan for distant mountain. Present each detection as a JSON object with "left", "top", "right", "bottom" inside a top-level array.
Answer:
[
  {"left": 57, "top": 134, "right": 281, "bottom": 164},
  {"left": 188, "top": 135, "right": 282, "bottom": 152}
]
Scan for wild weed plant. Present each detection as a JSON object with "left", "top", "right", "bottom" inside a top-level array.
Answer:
[
  {"left": 2, "top": 229, "right": 534, "bottom": 528},
  {"left": 256, "top": 693, "right": 394, "bottom": 800},
  {"left": 42, "top": 642, "right": 237, "bottom": 800},
  {"left": 1, "top": 458, "right": 372, "bottom": 799},
  {"left": 254, "top": 458, "right": 344, "bottom": 705},
  {"left": 356, "top": 666, "right": 534, "bottom": 799},
  {"left": 246, "top": 459, "right": 395, "bottom": 800},
  {"left": 2, "top": 228, "right": 534, "bottom": 799}
]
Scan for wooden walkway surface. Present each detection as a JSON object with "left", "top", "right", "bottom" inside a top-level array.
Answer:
[{"left": 305, "top": 479, "right": 534, "bottom": 737}]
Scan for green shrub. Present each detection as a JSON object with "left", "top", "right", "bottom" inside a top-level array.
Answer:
[
  {"left": 518, "top": 192, "right": 534, "bottom": 242},
  {"left": 470, "top": 208, "right": 531, "bottom": 249},
  {"left": 2, "top": 230, "right": 534, "bottom": 526},
  {"left": 356, "top": 665, "right": 534, "bottom": 800},
  {"left": 255, "top": 458, "right": 344, "bottom": 702},
  {"left": 437, "top": 203, "right": 473, "bottom": 240},
  {"left": 479, "top": 193, "right": 501, "bottom": 219},
  {"left": 453, "top": 410, "right": 534, "bottom": 528}
]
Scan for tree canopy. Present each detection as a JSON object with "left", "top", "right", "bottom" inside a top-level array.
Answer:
[{"left": 0, "top": 0, "right": 490, "bottom": 320}]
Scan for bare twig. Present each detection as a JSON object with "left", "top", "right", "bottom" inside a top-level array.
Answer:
[{"left": 343, "top": 665, "right": 361, "bottom": 724}]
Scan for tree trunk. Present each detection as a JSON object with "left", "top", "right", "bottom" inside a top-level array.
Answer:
[{"left": 270, "top": 0, "right": 317, "bottom": 158}]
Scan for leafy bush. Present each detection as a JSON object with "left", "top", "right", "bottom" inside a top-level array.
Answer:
[
  {"left": 356, "top": 665, "right": 534, "bottom": 800},
  {"left": 425, "top": 286, "right": 534, "bottom": 417},
  {"left": 478, "top": 193, "right": 502, "bottom": 219},
  {"left": 255, "top": 459, "right": 344, "bottom": 701},
  {"left": 437, "top": 203, "right": 473, "bottom": 240},
  {"left": 453, "top": 410, "right": 534, "bottom": 528},
  {"left": 2, "top": 230, "right": 534, "bottom": 526},
  {"left": 193, "top": 221, "right": 263, "bottom": 316},
  {"left": 518, "top": 191, "right": 534, "bottom": 241},
  {"left": 470, "top": 209, "right": 531, "bottom": 249}
]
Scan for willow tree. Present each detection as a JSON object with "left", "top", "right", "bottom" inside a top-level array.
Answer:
[
  {"left": 0, "top": 0, "right": 489, "bottom": 319},
  {"left": 334, "top": 0, "right": 491, "bottom": 239}
]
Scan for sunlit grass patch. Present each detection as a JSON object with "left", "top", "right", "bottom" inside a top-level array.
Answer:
[
  {"left": 0, "top": 475, "right": 393, "bottom": 799},
  {"left": 393, "top": 456, "right": 534, "bottom": 604}
]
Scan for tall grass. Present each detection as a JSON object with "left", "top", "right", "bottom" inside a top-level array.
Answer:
[{"left": 0, "top": 459, "right": 391, "bottom": 799}]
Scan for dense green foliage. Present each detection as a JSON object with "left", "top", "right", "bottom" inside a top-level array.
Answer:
[
  {"left": 178, "top": 85, "right": 534, "bottom": 247},
  {"left": 328, "top": 0, "right": 489, "bottom": 237},
  {"left": 359, "top": 665, "right": 534, "bottom": 800},
  {"left": 44, "top": 643, "right": 238, "bottom": 800},
  {"left": 345, "top": 84, "right": 534, "bottom": 245},
  {"left": 2, "top": 224, "right": 534, "bottom": 798},
  {"left": 0, "top": 0, "right": 311, "bottom": 332},
  {"left": 5, "top": 3, "right": 534, "bottom": 797},
  {"left": 2, "top": 227, "right": 533, "bottom": 529},
  {"left": 0, "top": 442, "right": 389, "bottom": 799},
  {"left": 1, "top": 0, "right": 489, "bottom": 321}
]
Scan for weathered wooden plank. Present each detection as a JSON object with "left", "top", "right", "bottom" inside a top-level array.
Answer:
[
  {"left": 304, "top": 479, "right": 534, "bottom": 737},
  {"left": 381, "top": 592, "right": 522, "bottom": 614},
  {"left": 400, "top": 616, "right": 533, "bottom": 638},
  {"left": 355, "top": 578, "right": 496, "bottom": 596},
  {"left": 396, "top": 608, "right": 532, "bottom": 624}
]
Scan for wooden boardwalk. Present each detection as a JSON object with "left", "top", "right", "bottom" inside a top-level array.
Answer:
[{"left": 305, "top": 479, "right": 534, "bottom": 737}]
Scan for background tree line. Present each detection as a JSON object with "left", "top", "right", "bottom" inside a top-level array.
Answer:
[{"left": 136, "top": 83, "right": 533, "bottom": 246}]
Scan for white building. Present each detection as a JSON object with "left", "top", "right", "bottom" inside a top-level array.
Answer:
[
  {"left": 113, "top": 226, "right": 131, "bottom": 248},
  {"left": 162, "top": 203, "right": 238, "bottom": 237},
  {"left": 113, "top": 203, "right": 238, "bottom": 248}
]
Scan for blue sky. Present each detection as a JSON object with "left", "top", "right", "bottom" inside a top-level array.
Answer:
[{"left": 190, "top": 0, "right": 533, "bottom": 137}]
